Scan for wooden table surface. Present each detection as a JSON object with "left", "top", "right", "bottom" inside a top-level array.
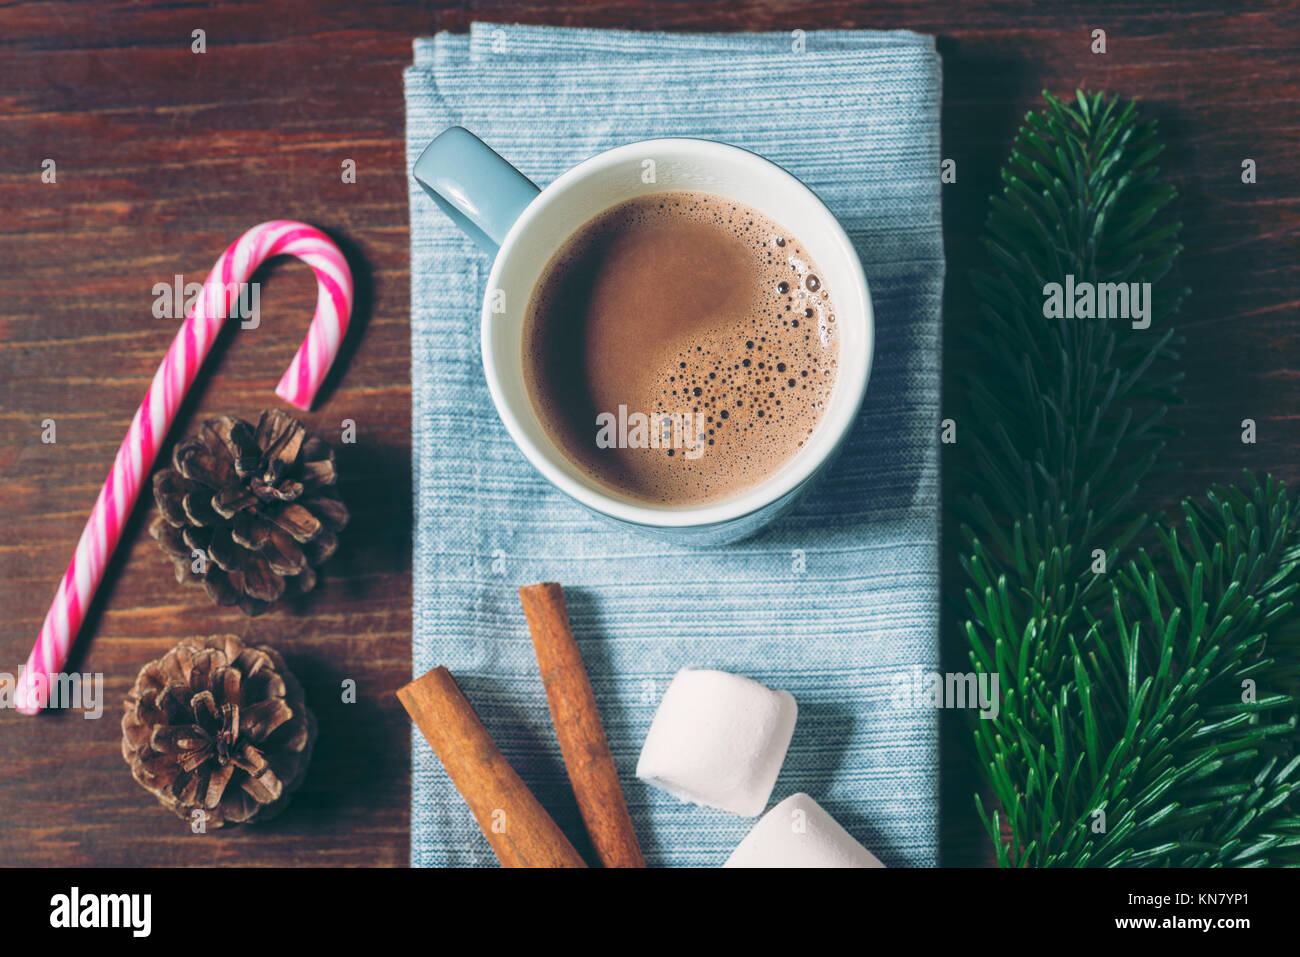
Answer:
[{"left": 1, "top": 1, "right": 1295, "bottom": 867}]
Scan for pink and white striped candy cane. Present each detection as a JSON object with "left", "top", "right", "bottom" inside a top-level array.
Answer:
[{"left": 15, "top": 221, "right": 352, "bottom": 714}]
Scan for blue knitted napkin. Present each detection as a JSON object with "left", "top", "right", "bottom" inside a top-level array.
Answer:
[{"left": 405, "top": 24, "right": 944, "bottom": 867}]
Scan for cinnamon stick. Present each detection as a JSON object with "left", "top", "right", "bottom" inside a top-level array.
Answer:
[
  {"left": 519, "top": 582, "right": 647, "bottom": 868},
  {"left": 397, "top": 665, "right": 586, "bottom": 868}
]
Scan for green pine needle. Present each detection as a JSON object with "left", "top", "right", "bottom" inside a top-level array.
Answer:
[{"left": 955, "top": 91, "right": 1300, "bottom": 866}]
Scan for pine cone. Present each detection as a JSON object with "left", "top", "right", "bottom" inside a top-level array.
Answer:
[
  {"left": 149, "top": 410, "right": 348, "bottom": 615},
  {"left": 121, "top": 635, "right": 316, "bottom": 827}
]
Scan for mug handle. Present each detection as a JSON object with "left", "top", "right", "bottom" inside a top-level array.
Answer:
[{"left": 412, "top": 127, "right": 541, "bottom": 255}]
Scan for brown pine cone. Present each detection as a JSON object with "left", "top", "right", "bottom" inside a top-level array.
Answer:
[
  {"left": 149, "top": 410, "right": 348, "bottom": 616},
  {"left": 121, "top": 635, "right": 316, "bottom": 827}
]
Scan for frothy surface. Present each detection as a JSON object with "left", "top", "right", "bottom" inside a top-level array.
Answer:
[{"left": 523, "top": 190, "right": 839, "bottom": 506}]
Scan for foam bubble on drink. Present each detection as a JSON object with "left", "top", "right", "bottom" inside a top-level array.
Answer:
[{"left": 523, "top": 191, "right": 841, "bottom": 505}]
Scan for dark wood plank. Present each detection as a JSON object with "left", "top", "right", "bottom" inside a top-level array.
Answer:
[{"left": 0, "top": 0, "right": 1295, "bottom": 867}]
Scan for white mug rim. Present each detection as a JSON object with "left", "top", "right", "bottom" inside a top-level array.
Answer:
[{"left": 481, "top": 137, "right": 874, "bottom": 529}]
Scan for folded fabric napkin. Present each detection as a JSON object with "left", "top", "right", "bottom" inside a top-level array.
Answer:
[{"left": 405, "top": 23, "right": 944, "bottom": 867}]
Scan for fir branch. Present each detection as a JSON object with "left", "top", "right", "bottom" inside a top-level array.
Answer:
[{"left": 955, "top": 91, "right": 1300, "bottom": 866}]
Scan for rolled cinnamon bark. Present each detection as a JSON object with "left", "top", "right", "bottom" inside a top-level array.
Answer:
[
  {"left": 397, "top": 665, "right": 586, "bottom": 868},
  {"left": 519, "top": 582, "right": 647, "bottom": 868}
]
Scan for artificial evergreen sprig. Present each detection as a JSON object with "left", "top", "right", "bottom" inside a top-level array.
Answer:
[
  {"left": 956, "top": 91, "right": 1300, "bottom": 866},
  {"left": 959, "top": 91, "right": 1184, "bottom": 610},
  {"left": 1107, "top": 476, "right": 1300, "bottom": 866},
  {"left": 971, "top": 475, "right": 1300, "bottom": 866}
]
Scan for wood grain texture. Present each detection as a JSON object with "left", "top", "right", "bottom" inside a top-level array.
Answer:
[{"left": 0, "top": 0, "right": 1296, "bottom": 867}]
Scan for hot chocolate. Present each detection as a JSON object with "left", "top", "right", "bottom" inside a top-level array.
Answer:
[{"left": 523, "top": 191, "right": 839, "bottom": 506}]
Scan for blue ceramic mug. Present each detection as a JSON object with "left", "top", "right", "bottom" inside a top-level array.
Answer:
[{"left": 413, "top": 127, "right": 873, "bottom": 544}]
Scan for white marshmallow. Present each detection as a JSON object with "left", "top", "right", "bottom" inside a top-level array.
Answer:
[
  {"left": 724, "top": 792, "right": 885, "bottom": 867},
  {"left": 636, "top": 668, "right": 797, "bottom": 817}
]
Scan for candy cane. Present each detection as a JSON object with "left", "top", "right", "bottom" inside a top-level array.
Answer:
[{"left": 15, "top": 221, "right": 353, "bottom": 714}]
